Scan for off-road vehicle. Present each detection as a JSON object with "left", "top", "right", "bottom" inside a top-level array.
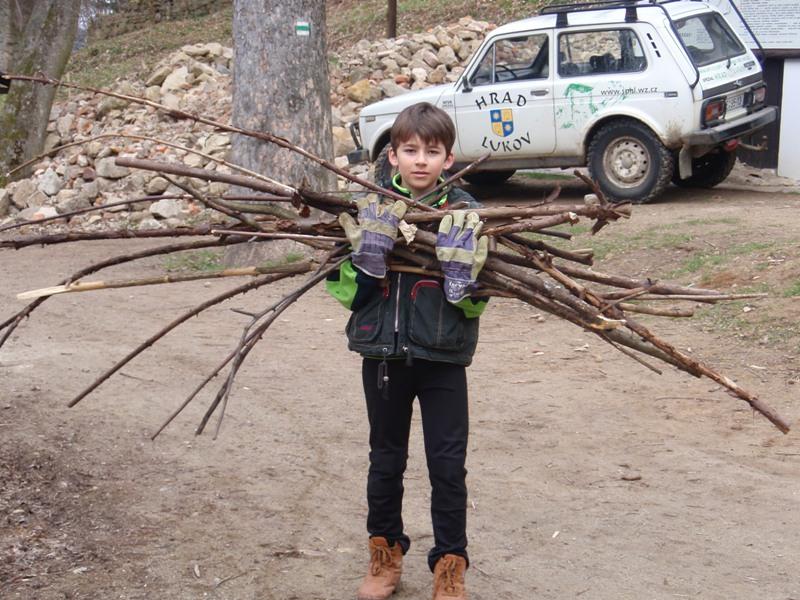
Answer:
[{"left": 348, "top": 0, "right": 777, "bottom": 202}]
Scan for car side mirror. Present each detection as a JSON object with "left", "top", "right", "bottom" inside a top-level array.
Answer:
[{"left": 461, "top": 77, "right": 472, "bottom": 93}]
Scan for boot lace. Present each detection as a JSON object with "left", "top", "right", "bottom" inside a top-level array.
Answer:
[{"left": 369, "top": 544, "right": 393, "bottom": 576}]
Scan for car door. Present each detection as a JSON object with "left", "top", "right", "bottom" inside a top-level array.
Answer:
[
  {"left": 552, "top": 27, "right": 654, "bottom": 154},
  {"left": 453, "top": 31, "right": 555, "bottom": 160}
]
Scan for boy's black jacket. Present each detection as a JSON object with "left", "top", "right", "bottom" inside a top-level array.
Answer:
[{"left": 326, "top": 181, "right": 488, "bottom": 366}]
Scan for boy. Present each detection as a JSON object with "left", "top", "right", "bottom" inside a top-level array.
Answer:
[{"left": 327, "top": 102, "right": 488, "bottom": 600}]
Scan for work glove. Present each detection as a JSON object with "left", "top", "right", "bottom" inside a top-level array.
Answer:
[
  {"left": 338, "top": 193, "right": 408, "bottom": 279},
  {"left": 435, "top": 210, "right": 489, "bottom": 303}
]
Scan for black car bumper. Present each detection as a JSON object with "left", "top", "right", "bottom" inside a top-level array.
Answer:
[{"left": 684, "top": 106, "right": 778, "bottom": 146}]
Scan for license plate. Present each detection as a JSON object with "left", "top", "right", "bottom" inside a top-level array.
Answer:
[{"left": 727, "top": 93, "right": 744, "bottom": 111}]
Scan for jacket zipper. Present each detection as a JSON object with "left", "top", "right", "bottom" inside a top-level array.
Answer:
[
  {"left": 394, "top": 272, "right": 402, "bottom": 333},
  {"left": 393, "top": 273, "right": 411, "bottom": 363}
]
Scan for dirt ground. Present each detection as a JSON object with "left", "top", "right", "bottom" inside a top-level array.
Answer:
[{"left": 2, "top": 171, "right": 800, "bottom": 600}]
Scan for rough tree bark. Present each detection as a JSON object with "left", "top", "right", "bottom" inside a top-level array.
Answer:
[
  {"left": 387, "top": 0, "right": 397, "bottom": 38},
  {"left": 227, "top": 0, "right": 334, "bottom": 264},
  {"left": 231, "top": 0, "right": 334, "bottom": 193},
  {"left": 0, "top": 0, "right": 81, "bottom": 183}
]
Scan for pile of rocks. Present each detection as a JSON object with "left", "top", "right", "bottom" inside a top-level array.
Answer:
[
  {"left": 329, "top": 17, "right": 494, "bottom": 151},
  {"left": 1, "top": 17, "right": 494, "bottom": 230}
]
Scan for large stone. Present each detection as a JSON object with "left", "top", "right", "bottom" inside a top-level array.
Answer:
[
  {"left": 346, "top": 79, "right": 380, "bottom": 104},
  {"left": 418, "top": 49, "right": 440, "bottom": 68},
  {"left": 149, "top": 198, "right": 183, "bottom": 219},
  {"left": 188, "top": 58, "right": 216, "bottom": 78},
  {"left": 44, "top": 133, "right": 61, "bottom": 153},
  {"left": 181, "top": 43, "right": 210, "bottom": 57},
  {"left": 144, "top": 86, "right": 161, "bottom": 102},
  {"left": 161, "top": 66, "right": 191, "bottom": 93},
  {"left": 38, "top": 169, "right": 63, "bottom": 196},
  {"left": 206, "top": 42, "right": 224, "bottom": 57},
  {"left": 97, "top": 95, "right": 130, "bottom": 118},
  {"left": 95, "top": 157, "right": 131, "bottom": 179},
  {"left": 379, "top": 79, "right": 409, "bottom": 98},
  {"left": 208, "top": 182, "right": 228, "bottom": 197},
  {"left": 146, "top": 65, "right": 172, "bottom": 87},
  {"left": 146, "top": 176, "right": 170, "bottom": 195},
  {"left": 86, "top": 141, "right": 104, "bottom": 158},
  {"left": 185, "top": 153, "right": 207, "bottom": 168},
  {"left": 411, "top": 67, "right": 428, "bottom": 83},
  {"left": 77, "top": 180, "right": 99, "bottom": 203},
  {"left": 421, "top": 33, "right": 441, "bottom": 48},
  {"left": 202, "top": 133, "right": 230, "bottom": 155},
  {"left": 138, "top": 217, "right": 164, "bottom": 230},
  {"left": 56, "top": 114, "right": 74, "bottom": 137},
  {"left": 332, "top": 126, "right": 355, "bottom": 156},
  {"left": 435, "top": 29, "right": 453, "bottom": 48},
  {"left": 161, "top": 93, "right": 181, "bottom": 111},
  {"left": 10, "top": 179, "right": 37, "bottom": 209},
  {"left": 437, "top": 45, "right": 458, "bottom": 68},
  {"left": 427, "top": 65, "right": 448, "bottom": 85},
  {"left": 55, "top": 189, "right": 91, "bottom": 214},
  {"left": 18, "top": 203, "right": 57, "bottom": 221},
  {"left": 380, "top": 57, "right": 400, "bottom": 73}
]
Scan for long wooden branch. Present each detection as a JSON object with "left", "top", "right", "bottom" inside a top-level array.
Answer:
[
  {"left": 17, "top": 261, "right": 312, "bottom": 300},
  {"left": 191, "top": 257, "right": 348, "bottom": 437},
  {"left": 67, "top": 263, "right": 313, "bottom": 409},
  {"left": 0, "top": 238, "right": 238, "bottom": 349}
]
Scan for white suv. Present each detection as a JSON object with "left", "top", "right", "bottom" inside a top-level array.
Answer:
[{"left": 348, "top": 0, "right": 777, "bottom": 203}]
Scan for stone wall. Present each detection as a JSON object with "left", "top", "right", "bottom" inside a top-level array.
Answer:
[{"left": 0, "top": 17, "right": 493, "bottom": 229}]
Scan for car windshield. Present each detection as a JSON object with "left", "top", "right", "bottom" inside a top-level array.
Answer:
[{"left": 675, "top": 12, "right": 746, "bottom": 67}]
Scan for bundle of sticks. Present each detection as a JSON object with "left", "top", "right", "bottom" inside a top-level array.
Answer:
[{"left": 0, "top": 74, "right": 791, "bottom": 436}]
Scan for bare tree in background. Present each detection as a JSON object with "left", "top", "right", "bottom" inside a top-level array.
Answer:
[
  {"left": 0, "top": 0, "right": 81, "bottom": 183},
  {"left": 231, "top": 0, "right": 334, "bottom": 194},
  {"left": 387, "top": 0, "right": 397, "bottom": 38}
]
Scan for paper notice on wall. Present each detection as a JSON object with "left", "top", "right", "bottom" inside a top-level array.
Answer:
[{"left": 708, "top": 0, "right": 800, "bottom": 50}]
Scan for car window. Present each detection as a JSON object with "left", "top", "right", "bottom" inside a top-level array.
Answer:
[
  {"left": 675, "top": 13, "right": 745, "bottom": 67},
  {"left": 469, "top": 33, "right": 549, "bottom": 86},
  {"left": 558, "top": 29, "right": 647, "bottom": 77}
]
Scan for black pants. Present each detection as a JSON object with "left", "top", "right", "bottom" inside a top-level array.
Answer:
[{"left": 362, "top": 357, "right": 469, "bottom": 571}]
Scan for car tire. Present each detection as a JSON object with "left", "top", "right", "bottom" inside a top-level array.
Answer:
[
  {"left": 373, "top": 142, "right": 395, "bottom": 189},
  {"left": 672, "top": 149, "right": 736, "bottom": 188},
  {"left": 462, "top": 170, "right": 516, "bottom": 186},
  {"left": 587, "top": 119, "right": 673, "bottom": 203}
]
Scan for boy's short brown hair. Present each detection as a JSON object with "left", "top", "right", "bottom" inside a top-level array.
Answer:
[{"left": 390, "top": 102, "right": 456, "bottom": 153}]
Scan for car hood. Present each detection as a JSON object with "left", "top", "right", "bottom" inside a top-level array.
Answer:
[{"left": 359, "top": 84, "right": 452, "bottom": 118}]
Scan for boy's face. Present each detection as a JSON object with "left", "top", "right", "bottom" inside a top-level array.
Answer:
[{"left": 388, "top": 134, "right": 455, "bottom": 198}]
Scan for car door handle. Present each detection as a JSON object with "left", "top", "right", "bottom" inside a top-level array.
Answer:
[{"left": 530, "top": 89, "right": 549, "bottom": 96}]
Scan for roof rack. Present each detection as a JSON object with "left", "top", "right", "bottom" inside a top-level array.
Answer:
[{"left": 541, "top": 0, "right": 645, "bottom": 27}]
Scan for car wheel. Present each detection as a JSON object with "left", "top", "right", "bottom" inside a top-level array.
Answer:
[
  {"left": 462, "top": 170, "right": 516, "bottom": 186},
  {"left": 672, "top": 149, "right": 736, "bottom": 188},
  {"left": 373, "top": 142, "right": 395, "bottom": 189},
  {"left": 587, "top": 119, "right": 673, "bottom": 203}
]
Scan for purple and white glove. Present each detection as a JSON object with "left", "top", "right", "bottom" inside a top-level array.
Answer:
[
  {"left": 435, "top": 211, "right": 489, "bottom": 303},
  {"left": 338, "top": 194, "right": 408, "bottom": 278}
]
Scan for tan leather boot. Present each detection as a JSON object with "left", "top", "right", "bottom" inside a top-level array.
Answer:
[
  {"left": 356, "top": 537, "right": 403, "bottom": 600},
  {"left": 432, "top": 554, "right": 467, "bottom": 600}
]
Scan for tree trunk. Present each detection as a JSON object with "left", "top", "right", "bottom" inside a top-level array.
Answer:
[
  {"left": 0, "top": 0, "right": 81, "bottom": 184},
  {"left": 387, "top": 0, "right": 397, "bottom": 38},
  {"left": 227, "top": 0, "right": 334, "bottom": 265},
  {"left": 231, "top": 0, "right": 334, "bottom": 193}
]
